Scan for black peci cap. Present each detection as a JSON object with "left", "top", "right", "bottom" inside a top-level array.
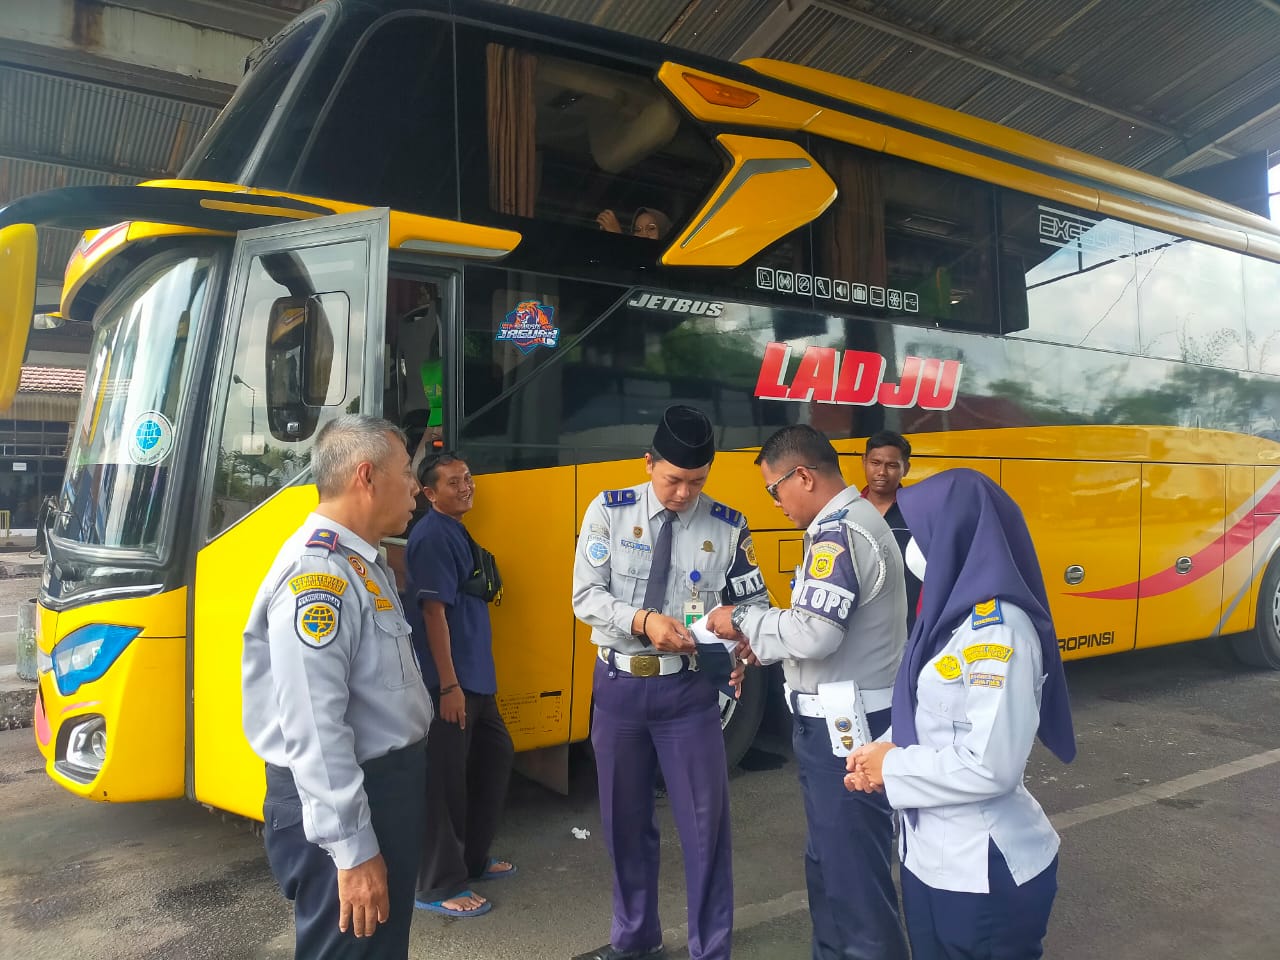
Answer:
[{"left": 652, "top": 404, "right": 715, "bottom": 469}]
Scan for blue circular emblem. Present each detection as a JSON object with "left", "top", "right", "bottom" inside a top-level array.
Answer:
[
  {"left": 834, "top": 717, "right": 853, "bottom": 733},
  {"left": 689, "top": 570, "right": 701, "bottom": 584},
  {"left": 128, "top": 411, "right": 174, "bottom": 466},
  {"left": 588, "top": 541, "right": 609, "bottom": 561}
]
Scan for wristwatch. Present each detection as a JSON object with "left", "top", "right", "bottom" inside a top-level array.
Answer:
[{"left": 730, "top": 604, "right": 749, "bottom": 634}]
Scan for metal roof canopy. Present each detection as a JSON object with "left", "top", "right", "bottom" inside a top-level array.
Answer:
[{"left": 1, "top": 0, "right": 1278, "bottom": 291}]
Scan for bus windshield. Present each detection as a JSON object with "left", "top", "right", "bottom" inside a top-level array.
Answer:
[{"left": 55, "top": 252, "right": 213, "bottom": 552}]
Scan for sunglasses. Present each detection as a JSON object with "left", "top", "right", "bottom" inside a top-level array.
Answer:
[{"left": 765, "top": 464, "right": 817, "bottom": 500}]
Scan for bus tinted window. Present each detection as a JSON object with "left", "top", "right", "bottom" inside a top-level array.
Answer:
[
  {"left": 1133, "top": 226, "right": 1246, "bottom": 368},
  {"left": 459, "top": 31, "right": 720, "bottom": 240},
  {"left": 1000, "top": 193, "right": 1140, "bottom": 354},
  {"left": 294, "top": 14, "right": 458, "bottom": 219},
  {"left": 183, "top": 15, "right": 325, "bottom": 183},
  {"left": 812, "top": 142, "right": 998, "bottom": 333},
  {"left": 1244, "top": 255, "right": 1280, "bottom": 375},
  {"left": 459, "top": 268, "right": 801, "bottom": 470}
]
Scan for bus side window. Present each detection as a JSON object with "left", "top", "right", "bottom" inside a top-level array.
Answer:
[{"left": 265, "top": 293, "right": 349, "bottom": 442}]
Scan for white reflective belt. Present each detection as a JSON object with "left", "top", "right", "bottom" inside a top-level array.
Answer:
[
  {"left": 598, "top": 647, "right": 691, "bottom": 676},
  {"left": 784, "top": 683, "right": 893, "bottom": 716}
]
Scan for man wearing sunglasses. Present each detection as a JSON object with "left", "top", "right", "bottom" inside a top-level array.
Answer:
[
  {"left": 570, "top": 404, "right": 768, "bottom": 960},
  {"left": 706, "top": 423, "right": 909, "bottom": 960}
]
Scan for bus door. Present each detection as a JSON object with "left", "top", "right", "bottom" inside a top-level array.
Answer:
[
  {"left": 191, "top": 209, "right": 389, "bottom": 818},
  {"left": 1001, "top": 459, "right": 1141, "bottom": 660},
  {"left": 1134, "top": 464, "right": 1227, "bottom": 650}
]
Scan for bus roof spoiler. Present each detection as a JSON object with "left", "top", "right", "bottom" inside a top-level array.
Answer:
[{"left": 0, "top": 185, "right": 335, "bottom": 234}]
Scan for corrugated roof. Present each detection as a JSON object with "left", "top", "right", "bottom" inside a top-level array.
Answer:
[{"left": 18, "top": 366, "right": 86, "bottom": 395}]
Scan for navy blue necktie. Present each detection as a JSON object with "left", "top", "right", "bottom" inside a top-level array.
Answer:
[{"left": 642, "top": 509, "right": 676, "bottom": 614}]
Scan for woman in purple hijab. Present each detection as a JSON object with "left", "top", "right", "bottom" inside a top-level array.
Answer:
[{"left": 845, "top": 469, "right": 1075, "bottom": 960}]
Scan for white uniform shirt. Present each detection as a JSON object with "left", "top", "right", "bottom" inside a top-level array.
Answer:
[
  {"left": 572, "top": 483, "right": 768, "bottom": 655},
  {"left": 242, "top": 514, "right": 432, "bottom": 869},
  {"left": 881, "top": 600, "right": 1059, "bottom": 893}
]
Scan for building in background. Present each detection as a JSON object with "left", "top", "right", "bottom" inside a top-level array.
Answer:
[{"left": 0, "top": 366, "right": 84, "bottom": 534}]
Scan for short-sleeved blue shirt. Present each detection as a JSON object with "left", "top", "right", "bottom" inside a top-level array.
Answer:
[{"left": 403, "top": 509, "right": 497, "bottom": 695}]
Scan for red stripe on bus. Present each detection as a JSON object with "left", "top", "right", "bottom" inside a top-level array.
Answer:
[{"left": 1068, "top": 482, "right": 1280, "bottom": 601}]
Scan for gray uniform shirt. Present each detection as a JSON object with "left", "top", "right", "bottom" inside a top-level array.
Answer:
[
  {"left": 739, "top": 486, "right": 907, "bottom": 695},
  {"left": 242, "top": 513, "right": 432, "bottom": 869},
  {"left": 572, "top": 483, "right": 769, "bottom": 655}
]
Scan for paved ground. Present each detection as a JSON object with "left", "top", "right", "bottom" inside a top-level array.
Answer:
[{"left": 2, "top": 626, "right": 1279, "bottom": 959}]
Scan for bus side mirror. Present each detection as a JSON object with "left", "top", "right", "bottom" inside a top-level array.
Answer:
[
  {"left": 264, "top": 292, "right": 350, "bottom": 442},
  {"left": 0, "top": 223, "right": 38, "bottom": 409}
]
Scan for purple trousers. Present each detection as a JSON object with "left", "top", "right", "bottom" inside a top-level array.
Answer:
[{"left": 590, "top": 657, "right": 733, "bottom": 960}]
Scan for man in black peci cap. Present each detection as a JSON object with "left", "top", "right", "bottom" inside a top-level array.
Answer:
[{"left": 570, "top": 405, "right": 769, "bottom": 960}]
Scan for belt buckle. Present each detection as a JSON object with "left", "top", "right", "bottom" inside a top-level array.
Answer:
[{"left": 630, "top": 655, "right": 660, "bottom": 678}]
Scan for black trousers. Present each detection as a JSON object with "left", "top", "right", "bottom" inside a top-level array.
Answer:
[
  {"left": 416, "top": 690, "right": 515, "bottom": 902},
  {"left": 263, "top": 741, "right": 427, "bottom": 960}
]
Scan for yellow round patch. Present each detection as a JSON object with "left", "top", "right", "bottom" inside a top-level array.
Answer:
[
  {"left": 809, "top": 554, "right": 834, "bottom": 579},
  {"left": 743, "top": 537, "right": 758, "bottom": 567}
]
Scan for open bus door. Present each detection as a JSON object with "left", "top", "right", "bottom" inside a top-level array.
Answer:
[{"left": 191, "top": 209, "right": 390, "bottom": 819}]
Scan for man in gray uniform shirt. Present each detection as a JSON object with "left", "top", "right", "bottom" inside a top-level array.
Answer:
[
  {"left": 243, "top": 414, "right": 431, "bottom": 960},
  {"left": 707, "top": 424, "right": 909, "bottom": 960}
]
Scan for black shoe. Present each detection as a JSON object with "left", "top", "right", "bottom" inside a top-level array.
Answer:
[{"left": 570, "top": 944, "right": 666, "bottom": 960}]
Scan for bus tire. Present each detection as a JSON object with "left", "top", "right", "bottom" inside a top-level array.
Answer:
[
  {"left": 1233, "top": 556, "right": 1280, "bottom": 669},
  {"left": 721, "top": 664, "right": 767, "bottom": 768}
]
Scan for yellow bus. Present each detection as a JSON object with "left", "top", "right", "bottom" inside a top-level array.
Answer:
[{"left": 4, "top": 0, "right": 1280, "bottom": 816}]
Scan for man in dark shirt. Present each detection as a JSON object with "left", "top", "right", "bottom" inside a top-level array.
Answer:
[
  {"left": 404, "top": 451, "right": 514, "bottom": 918},
  {"left": 861, "top": 430, "right": 923, "bottom": 629}
]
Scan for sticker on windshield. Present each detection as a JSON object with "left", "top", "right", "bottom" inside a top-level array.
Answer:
[
  {"left": 495, "top": 300, "right": 559, "bottom": 354},
  {"left": 128, "top": 411, "right": 174, "bottom": 466}
]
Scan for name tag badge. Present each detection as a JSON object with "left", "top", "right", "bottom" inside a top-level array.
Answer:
[{"left": 683, "top": 598, "right": 705, "bottom": 627}]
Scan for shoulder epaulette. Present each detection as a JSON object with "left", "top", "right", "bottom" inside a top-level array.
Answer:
[
  {"left": 816, "top": 508, "right": 848, "bottom": 526},
  {"left": 601, "top": 489, "right": 638, "bottom": 508},
  {"left": 971, "top": 598, "right": 1004, "bottom": 629},
  {"left": 709, "top": 501, "right": 742, "bottom": 526},
  {"left": 306, "top": 528, "right": 340, "bottom": 551}
]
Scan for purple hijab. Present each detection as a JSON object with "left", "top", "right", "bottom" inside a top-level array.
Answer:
[{"left": 892, "top": 469, "right": 1075, "bottom": 763}]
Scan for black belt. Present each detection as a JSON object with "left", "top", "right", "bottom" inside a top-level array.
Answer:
[{"left": 265, "top": 738, "right": 427, "bottom": 800}]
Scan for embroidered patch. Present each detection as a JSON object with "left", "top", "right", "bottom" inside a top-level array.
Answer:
[
  {"left": 306, "top": 528, "right": 340, "bottom": 551},
  {"left": 620, "top": 539, "right": 651, "bottom": 553},
  {"left": 969, "top": 671, "right": 1005, "bottom": 688},
  {"left": 586, "top": 534, "right": 610, "bottom": 567},
  {"left": 710, "top": 501, "right": 742, "bottom": 526},
  {"left": 971, "top": 598, "right": 1004, "bottom": 629},
  {"left": 742, "top": 536, "right": 757, "bottom": 567},
  {"left": 295, "top": 591, "right": 342, "bottom": 648},
  {"left": 963, "top": 643, "right": 1013, "bottom": 664},
  {"left": 363, "top": 578, "right": 381, "bottom": 597},
  {"left": 934, "top": 655, "right": 963, "bottom": 680},
  {"left": 348, "top": 555, "right": 367, "bottom": 578},
  {"left": 602, "top": 489, "right": 637, "bottom": 508},
  {"left": 374, "top": 597, "right": 394, "bottom": 611},
  {"left": 807, "top": 541, "right": 845, "bottom": 580},
  {"left": 288, "top": 573, "right": 348, "bottom": 595}
]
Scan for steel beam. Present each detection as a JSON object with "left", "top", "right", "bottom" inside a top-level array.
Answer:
[{"left": 812, "top": 0, "right": 1184, "bottom": 141}]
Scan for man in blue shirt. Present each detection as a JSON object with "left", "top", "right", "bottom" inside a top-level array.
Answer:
[{"left": 404, "top": 451, "right": 514, "bottom": 918}]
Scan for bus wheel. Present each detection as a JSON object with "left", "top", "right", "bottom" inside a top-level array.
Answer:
[
  {"left": 1233, "top": 557, "right": 1280, "bottom": 669},
  {"left": 720, "top": 664, "right": 767, "bottom": 768}
]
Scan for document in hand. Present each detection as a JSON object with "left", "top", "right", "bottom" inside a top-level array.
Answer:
[{"left": 687, "top": 605, "right": 737, "bottom": 693}]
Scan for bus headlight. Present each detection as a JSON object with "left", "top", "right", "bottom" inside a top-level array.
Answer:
[
  {"left": 51, "top": 624, "right": 142, "bottom": 696},
  {"left": 63, "top": 715, "right": 107, "bottom": 777}
]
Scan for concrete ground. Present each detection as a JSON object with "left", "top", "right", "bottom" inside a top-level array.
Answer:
[{"left": 2, "top": 625, "right": 1279, "bottom": 958}]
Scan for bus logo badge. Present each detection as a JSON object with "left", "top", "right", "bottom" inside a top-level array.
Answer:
[
  {"left": 496, "top": 300, "right": 560, "bottom": 354},
  {"left": 128, "top": 411, "right": 174, "bottom": 466}
]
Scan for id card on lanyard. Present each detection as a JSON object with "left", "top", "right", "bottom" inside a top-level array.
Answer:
[{"left": 683, "top": 570, "right": 704, "bottom": 627}]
